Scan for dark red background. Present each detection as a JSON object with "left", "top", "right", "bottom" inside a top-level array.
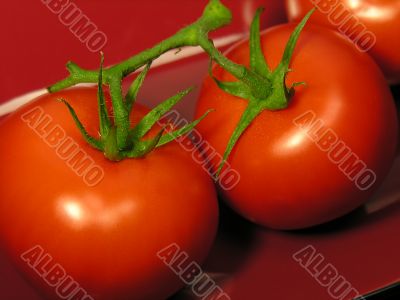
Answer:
[
  {"left": 1, "top": 1, "right": 399, "bottom": 300},
  {"left": 0, "top": 0, "right": 285, "bottom": 103}
]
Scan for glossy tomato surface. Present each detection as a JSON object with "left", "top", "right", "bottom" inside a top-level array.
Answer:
[
  {"left": 195, "top": 24, "right": 398, "bottom": 229},
  {"left": 0, "top": 87, "right": 218, "bottom": 300},
  {"left": 286, "top": 0, "right": 400, "bottom": 84}
]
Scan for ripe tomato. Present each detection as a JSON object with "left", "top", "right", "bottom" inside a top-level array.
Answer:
[
  {"left": 286, "top": 0, "right": 400, "bottom": 84},
  {"left": 0, "top": 87, "right": 218, "bottom": 300},
  {"left": 195, "top": 24, "right": 398, "bottom": 229}
]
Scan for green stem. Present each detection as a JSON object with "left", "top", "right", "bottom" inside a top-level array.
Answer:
[
  {"left": 198, "top": 37, "right": 271, "bottom": 99},
  {"left": 48, "top": 0, "right": 236, "bottom": 153},
  {"left": 216, "top": 100, "right": 262, "bottom": 176},
  {"left": 211, "top": 9, "right": 315, "bottom": 175},
  {"left": 108, "top": 76, "right": 130, "bottom": 149},
  {"left": 111, "top": 28, "right": 194, "bottom": 77},
  {"left": 48, "top": 0, "right": 313, "bottom": 165},
  {"left": 48, "top": 0, "right": 232, "bottom": 93}
]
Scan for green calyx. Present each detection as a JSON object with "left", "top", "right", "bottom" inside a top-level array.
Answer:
[
  {"left": 58, "top": 54, "right": 212, "bottom": 161},
  {"left": 49, "top": 0, "right": 231, "bottom": 160},
  {"left": 49, "top": 0, "right": 313, "bottom": 164},
  {"left": 212, "top": 8, "right": 315, "bottom": 176}
]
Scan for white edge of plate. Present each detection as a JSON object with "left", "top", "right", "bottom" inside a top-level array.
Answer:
[{"left": 0, "top": 33, "right": 244, "bottom": 118}]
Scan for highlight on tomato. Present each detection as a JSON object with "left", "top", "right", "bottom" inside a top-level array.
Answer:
[
  {"left": 195, "top": 8, "right": 398, "bottom": 229},
  {"left": 0, "top": 86, "right": 219, "bottom": 300},
  {"left": 286, "top": 0, "right": 400, "bottom": 84},
  {"left": 0, "top": 1, "right": 240, "bottom": 299}
]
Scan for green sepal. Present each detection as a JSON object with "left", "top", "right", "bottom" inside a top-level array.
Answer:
[
  {"left": 216, "top": 100, "right": 262, "bottom": 176},
  {"left": 208, "top": 61, "right": 252, "bottom": 99},
  {"left": 215, "top": 9, "right": 315, "bottom": 176},
  {"left": 46, "top": 0, "right": 235, "bottom": 160},
  {"left": 277, "top": 8, "right": 315, "bottom": 73},
  {"left": 58, "top": 99, "right": 103, "bottom": 151},
  {"left": 129, "top": 87, "right": 194, "bottom": 141},
  {"left": 250, "top": 7, "right": 270, "bottom": 77},
  {"left": 48, "top": 2, "right": 313, "bottom": 164},
  {"left": 125, "top": 126, "right": 166, "bottom": 158},
  {"left": 287, "top": 81, "right": 306, "bottom": 98},
  {"left": 157, "top": 109, "right": 214, "bottom": 147},
  {"left": 97, "top": 53, "right": 112, "bottom": 140},
  {"left": 125, "top": 62, "right": 152, "bottom": 113},
  {"left": 212, "top": 78, "right": 253, "bottom": 100}
]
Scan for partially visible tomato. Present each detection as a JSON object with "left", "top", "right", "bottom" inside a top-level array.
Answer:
[
  {"left": 195, "top": 24, "right": 398, "bottom": 229},
  {"left": 286, "top": 0, "right": 400, "bottom": 84},
  {"left": 0, "top": 87, "right": 218, "bottom": 300}
]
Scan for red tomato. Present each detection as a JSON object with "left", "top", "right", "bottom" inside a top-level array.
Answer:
[
  {"left": 0, "top": 87, "right": 218, "bottom": 300},
  {"left": 195, "top": 24, "right": 398, "bottom": 229},
  {"left": 286, "top": 0, "right": 400, "bottom": 84}
]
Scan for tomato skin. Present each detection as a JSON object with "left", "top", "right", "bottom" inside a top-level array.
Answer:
[
  {"left": 286, "top": 0, "right": 400, "bottom": 84},
  {"left": 195, "top": 24, "right": 398, "bottom": 229},
  {"left": 0, "top": 88, "right": 218, "bottom": 300}
]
